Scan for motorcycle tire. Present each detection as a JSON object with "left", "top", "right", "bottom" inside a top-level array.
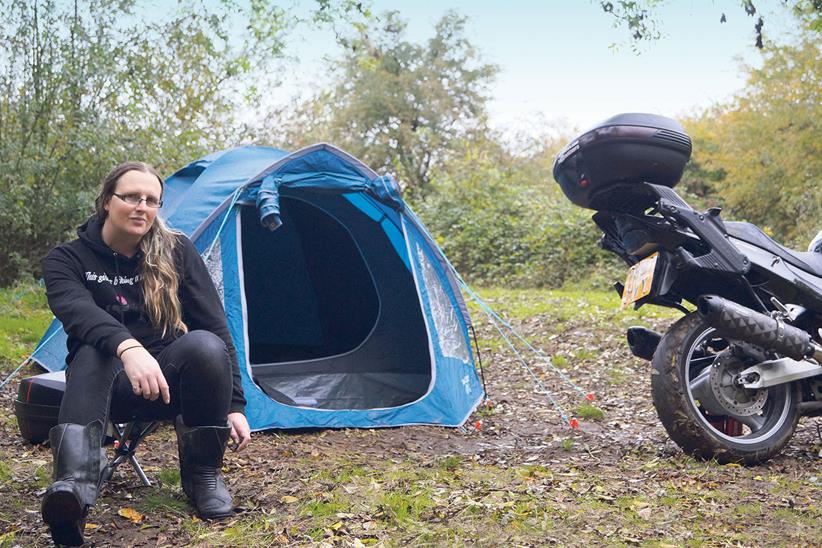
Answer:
[{"left": 651, "top": 312, "right": 801, "bottom": 465}]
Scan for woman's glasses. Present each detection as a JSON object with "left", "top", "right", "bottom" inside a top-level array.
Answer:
[{"left": 113, "top": 193, "right": 163, "bottom": 208}]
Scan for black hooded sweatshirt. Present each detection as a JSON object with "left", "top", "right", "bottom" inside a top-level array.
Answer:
[{"left": 42, "top": 216, "right": 246, "bottom": 415}]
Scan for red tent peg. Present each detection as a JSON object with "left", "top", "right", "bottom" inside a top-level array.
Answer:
[
  {"left": 474, "top": 420, "right": 482, "bottom": 431},
  {"left": 585, "top": 392, "right": 596, "bottom": 402},
  {"left": 569, "top": 418, "right": 580, "bottom": 429}
]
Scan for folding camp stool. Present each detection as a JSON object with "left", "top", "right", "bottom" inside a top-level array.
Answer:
[
  {"left": 101, "top": 419, "right": 161, "bottom": 487},
  {"left": 14, "top": 371, "right": 162, "bottom": 487}
]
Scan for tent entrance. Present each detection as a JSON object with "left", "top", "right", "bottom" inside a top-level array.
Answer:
[{"left": 239, "top": 195, "right": 431, "bottom": 410}]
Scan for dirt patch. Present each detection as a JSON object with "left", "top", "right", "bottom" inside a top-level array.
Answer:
[{"left": 1, "top": 298, "right": 820, "bottom": 546}]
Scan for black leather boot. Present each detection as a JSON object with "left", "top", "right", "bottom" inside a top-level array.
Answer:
[
  {"left": 41, "top": 421, "right": 105, "bottom": 546},
  {"left": 174, "top": 416, "right": 234, "bottom": 519}
]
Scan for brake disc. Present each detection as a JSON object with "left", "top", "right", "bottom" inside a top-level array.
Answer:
[{"left": 709, "top": 353, "right": 768, "bottom": 416}]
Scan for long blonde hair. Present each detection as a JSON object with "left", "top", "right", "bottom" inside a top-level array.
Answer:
[{"left": 95, "top": 162, "right": 188, "bottom": 337}]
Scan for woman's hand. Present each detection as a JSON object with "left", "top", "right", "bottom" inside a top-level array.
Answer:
[
  {"left": 227, "top": 412, "right": 251, "bottom": 452},
  {"left": 117, "top": 339, "right": 170, "bottom": 404}
]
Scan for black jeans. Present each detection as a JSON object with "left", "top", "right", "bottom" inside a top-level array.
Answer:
[{"left": 58, "top": 330, "right": 233, "bottom": 441}]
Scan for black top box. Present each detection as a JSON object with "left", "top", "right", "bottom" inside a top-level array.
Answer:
[
  {"left": 15, "top": 371, "right": 66, "bottom": 444},
  {"left": 553, "top": 113, "right": 692, "bottom": 211}
]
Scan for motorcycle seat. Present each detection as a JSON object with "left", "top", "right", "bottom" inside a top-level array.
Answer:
[{"left": 725, "top": 221, "right": 822, "bottom": 275}]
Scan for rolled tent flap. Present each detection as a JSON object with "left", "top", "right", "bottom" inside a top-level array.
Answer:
[
  {"left": 367, "top": 175, "right": 404, "bottom": 211},
  {"left": 256, "top": 174, "right": 282, "bottom": 231},
  {"left": 246, "top": 145, "right": 404, "bottom": 212}
]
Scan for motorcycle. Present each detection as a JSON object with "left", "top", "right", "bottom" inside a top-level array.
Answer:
[{"left": 553, "top": 113, "right": 822, "bottom": 464}]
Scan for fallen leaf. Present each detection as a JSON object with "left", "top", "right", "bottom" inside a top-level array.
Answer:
[
  {"left": 280, "top": 495, "right": 299, "bottom": 504},
  {"left": 117, "top": 507, "right": 144, "bottom": 524}
]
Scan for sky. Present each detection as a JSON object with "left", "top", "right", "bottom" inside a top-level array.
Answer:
[{"left": 267, "top": 0, "right": 796, "bottom": 137}]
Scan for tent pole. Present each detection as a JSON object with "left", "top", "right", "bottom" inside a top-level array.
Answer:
[
  {"left": 469, "top": 325, "right": 490, "bottom": 402},
  {"left": 0, "top": 358, "right": 31, "bottom": 390}
]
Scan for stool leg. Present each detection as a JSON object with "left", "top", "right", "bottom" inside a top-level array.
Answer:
[
  {"left": 102, "top": 421, "right": 158, "bottom": 487},
  {"left": 129, "top": 455, "right": 152, "bottom": 487}
]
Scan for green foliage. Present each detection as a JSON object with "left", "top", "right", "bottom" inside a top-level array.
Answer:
[
  {"left": 0, "top": 456, "right": 11, "bottom": 484},
  {"left": 574, "top": 403, "right": 605, "bottom": 420},
  {"left": 790, "top": 1, "right": 822, "bottom": 32},
  {"left": 278, "top": 8, "right": 603, "bottom": 289},
  {"left": 157, "top": 467, "right": 181, "bottom": 487},
  {"left": 5, "top": 3, "right": 818, "bottom": 295},
  {"left": 438, "top": 455, "right": 461, "bottom": 472},
  {"left": 0, "top": 0, "right": 365, "bottom": 286},
  {"left": 685, "top": 23, "right": 822, "bottom": 248},
  {"left": 414, "top": 139, "right": 620, "bottom": 288},
  {"left": 464, "top": 287, "right": 680, "bottom": 326},
  {"left": 300, "top": 498, "right": 347, "bottom": 518},
  {"left": 138, "top": 490, "right": 189, "bottom": 514},
  {"left": 597, "top": 0, "right": 664, "bottom": 48},
  {"left": 598, "top": 1, "right": 822, "bottom": 50},
  {"left": 0, "top": 530, "right": 17, "bottom": 548},
  {"left": 0, "top": 282, "right": 51, "bottom": 372},
  {"left": 281, "top": 10, "right": 498, "bottom": 200},
  {"left": 33, "top": 463, "right": 50, "bottom": 489},
  {"left": 377, "top": 490, "right": 436, "bottom": 523},
  {"left": 0, "top": 0, "right": 281, "bottom": 283}
]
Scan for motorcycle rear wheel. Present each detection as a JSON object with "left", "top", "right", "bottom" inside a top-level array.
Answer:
[{"left": 651, "top": 312, "right": 800, "bottom": 465}]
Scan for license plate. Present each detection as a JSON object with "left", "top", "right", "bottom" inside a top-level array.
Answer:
[{"left": 621, "top": 252, "right": 659, "bottom": 308}]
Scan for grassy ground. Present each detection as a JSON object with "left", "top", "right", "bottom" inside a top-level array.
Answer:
[
  {"left": 0, "top": 284, "right": 820, "bottom": 546},
  {"left": 0, "top": 283, "right": 52, "bottom": 376}
]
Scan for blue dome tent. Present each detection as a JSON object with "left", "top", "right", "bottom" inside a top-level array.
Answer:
[{"left": 30, "top": 144, "right": 484, "bottom": 430}]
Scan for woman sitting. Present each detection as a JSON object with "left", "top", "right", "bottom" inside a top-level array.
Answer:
[{"left": 40, "top": 162, "right": 251, "bottom": 546}]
